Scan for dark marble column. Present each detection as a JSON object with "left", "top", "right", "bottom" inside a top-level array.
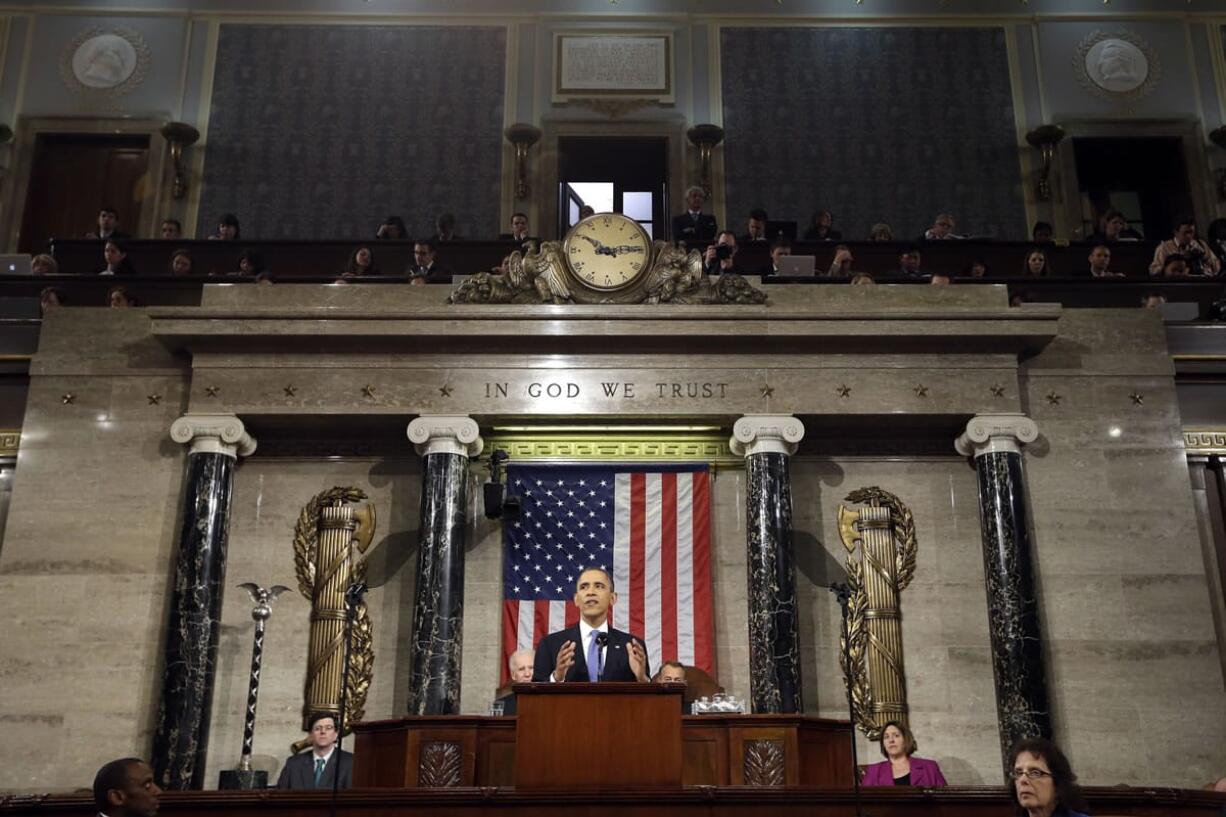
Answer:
[
  {"left": 406, "top": 416, "right": 482, "bottom": 715},
  {"left": 731, "top": 415, "right": 805, "bottom": 714},
  {"left": 956, "top": 414, "right": 1052, "bottom": 769},
  {"left": 153, "top": 415, "right": 256, "bottom": 790}
]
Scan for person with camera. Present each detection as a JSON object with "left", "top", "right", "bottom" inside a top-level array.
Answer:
[
  {"left": 1149, "top": 216, "right": 1220, "bottom": 277},
  {"left": 704, "top": 231, "right": 744, "bottom": 276}
]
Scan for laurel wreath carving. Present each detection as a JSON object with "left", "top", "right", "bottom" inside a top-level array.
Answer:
[
  {"left": 839, "top": 486, "right": 917, "bottom": 740},
  {"left": 743, "top": 739, "right": 786, "bottom": 787},
  {"left": 291, "top": 486, "right": 374, "bottom": 749},
  {"left": 418, "top": 741, "right": 463, "bottom": 787}
]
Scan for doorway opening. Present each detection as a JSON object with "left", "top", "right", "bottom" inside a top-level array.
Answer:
[
  {"left": 557, "top": 136, "right": 667, "bottom": 239},
  {"left": 1073, "top": 136, "right": 1193, "bottom": 241},
  {"left": 18, "top": 132, "right": 150, "bottom": 253}
]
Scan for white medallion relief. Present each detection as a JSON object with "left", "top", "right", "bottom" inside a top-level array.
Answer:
[
  {"left": 1074, "top": 31, "right": 1160, "bottom": 103},
  {"left": 61, "top": 27, "right": 151, "bottom": 96}
]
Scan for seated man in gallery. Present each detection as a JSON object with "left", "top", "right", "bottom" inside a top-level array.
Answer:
[
  {"left": 494, "top": 648, "right": 535, "bottom": 715},
  {"left": 499, "top": 212, "right": 535, "bottom": 244},
  {"left": 93, "top": 758, "right": 160, "bottom": 817},
  {"left": 533, "top": 566, "right": 650, "bottom": 683},
  {"left": 277, "top": 712, "right": 353, "bottom": 790},
  {"left": 738, "top": 208, "right": 769, "bottom": 244}
]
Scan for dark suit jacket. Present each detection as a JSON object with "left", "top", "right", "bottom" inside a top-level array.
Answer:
[
  {"left": 532, "top": 624, "right": 649, "bottom": 683},
  {"left": 276, "top": 748, "right": 353, "bottom": 790},
  {"left": 672, "top": 213, "right": 718, "bottom": 245},
  {"left": 737, "top": 233, "right": 769, "bottom": 245}
]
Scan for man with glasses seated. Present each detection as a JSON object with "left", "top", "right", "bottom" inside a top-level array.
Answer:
[{"left": 277, "top": 712, "right": 353, "bottom": 790}]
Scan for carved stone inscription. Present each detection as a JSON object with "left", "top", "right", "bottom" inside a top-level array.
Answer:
[{"left": 485, "top": 380, "right": 730, "bottom": 401}]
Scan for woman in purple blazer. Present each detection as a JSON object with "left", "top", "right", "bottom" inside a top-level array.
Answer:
[{"left": 861, "top": 721, "right": 948, "bottom": 787}]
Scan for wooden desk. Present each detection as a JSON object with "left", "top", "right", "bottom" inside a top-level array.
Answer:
[{"left": 351, "top": 710, "right": 852, "bottom": 789}]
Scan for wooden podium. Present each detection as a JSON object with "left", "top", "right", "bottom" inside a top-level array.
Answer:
[
  {"left": 513, "top": 682, "right": 683, "bottom": 790},
  {"left": 352, "top": 691, "right": 854, "bottom": 789}
]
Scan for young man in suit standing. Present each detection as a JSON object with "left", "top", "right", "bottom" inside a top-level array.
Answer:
[
  {"left": 532, "top": 567, "right": 650, "bottom": 684},
  {"left": 276, "top": 712, "right": 353, "bottom": 790}
]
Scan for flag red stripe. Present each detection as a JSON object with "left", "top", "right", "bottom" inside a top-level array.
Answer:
[
  {"left": 691, "top": 471, "right": 714, "bottom": 674},
  {"left": 660, "top": 472, "right": 678, "bottom": 664},
  {"left": 629, "top": 472, "right": 646, "bottom": 643},
  {"left": 501, "top": 600, "right": 518, "bottom": 686}
]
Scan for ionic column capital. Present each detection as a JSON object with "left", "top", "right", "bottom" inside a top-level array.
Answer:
[
  {"left": 407, "top": 415, "right": 483, "bottom": 458},
  {"left": 170, "top": 414, "right": 257, "bottom": 457},
  {"left": 730, "top": 415, "right": 805, "bottom": 457},
  {"left": 955, "top": 413, "right": 1039, "bottom": 458}
]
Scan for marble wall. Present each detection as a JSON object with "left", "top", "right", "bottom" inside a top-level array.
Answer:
[{"left": 1, "top": 296, "right": 1223, "bottom": 792}]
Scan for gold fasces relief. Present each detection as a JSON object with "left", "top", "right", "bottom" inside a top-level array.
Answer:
[
  {"left": 837, "top": 487, "right": 917, "bottom": 740},
  {"left": 291, "top": 487, "right": 376, "bottom": 752}
]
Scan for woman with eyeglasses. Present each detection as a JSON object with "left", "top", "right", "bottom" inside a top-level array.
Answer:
[
  {"left": 1009, "top": 737, "right": 1090, "bottom": 817},
  {"left": 861, "top": 721, "right": 948, "bottom": 787}
]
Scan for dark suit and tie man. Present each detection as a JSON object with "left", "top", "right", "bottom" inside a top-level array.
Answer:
[
  {"left": 93, "top": 758, "right": 160, "bottom": 817},
  {"left": 532, "top": 566, "right": 651, "bottom": 683},
  {"left": 494, "top": 648, "right": 535, "bottom": 715},
  {"left": 656, "top": 660, "right": 693, "bottom": 714},
  {"left": 671, "top": 185, "right": 719, "bottom": 247},
  {"left": 276, "top": 712, "right": 353, "bottom": 790}
]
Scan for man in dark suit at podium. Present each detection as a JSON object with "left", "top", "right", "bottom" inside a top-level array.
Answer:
[
  {"left": 532, "top": 566, "right": 651, "bottom": 683},
  {"left": 276, "top": 712, "right": 353, "bottom": 790}
]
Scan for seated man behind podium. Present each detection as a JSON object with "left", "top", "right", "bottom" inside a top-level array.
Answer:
[
  {"left": 532, "top": 566, "right": 650, "bottom": 683},
  {"left": 277, "top": 711, "right": 353, "bottom": 790},
  {"left": 657, "top": 660, "right": 692, "bottom": 713},
  {"left": 495, "top": 648, "right": 535, "bottom": 715}
]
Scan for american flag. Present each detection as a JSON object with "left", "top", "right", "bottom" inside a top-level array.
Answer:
[{"left": 501, "top": 463, "right": 714, "bottom": 684}]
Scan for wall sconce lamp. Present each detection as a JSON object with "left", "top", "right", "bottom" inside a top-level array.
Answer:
[
  {"left": 504, "top": 124, "right": 542, "bottom": 200},
  {"left": 160, "top": 121, "right": 200, "bottom": 200},
  {"left": 1025, "top": 125, "right": 1065, "bottom": 202},
  {"left": 1210, "top": 126, "right": 1226, "bottom": 200},
  {"left": 686, "top": 124, "right": 725, "bottom": 196}
]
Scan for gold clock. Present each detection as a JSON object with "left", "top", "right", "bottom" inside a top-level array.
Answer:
[{"left": 562, "top": 213, "right": 653, "bottom": 293}]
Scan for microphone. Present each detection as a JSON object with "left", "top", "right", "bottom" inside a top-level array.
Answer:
[{"left": 595, "top": 633, "right": 608, "bottom": 681}]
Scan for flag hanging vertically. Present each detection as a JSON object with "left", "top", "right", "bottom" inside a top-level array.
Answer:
[{"left": 501, "top": 463, "right": 714, "bottom": 684}]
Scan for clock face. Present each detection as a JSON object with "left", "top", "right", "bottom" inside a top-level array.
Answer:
[{"left": 563, "top": 213, "right": 652, "bottom": 291}]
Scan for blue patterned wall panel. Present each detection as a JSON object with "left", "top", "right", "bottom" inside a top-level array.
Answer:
[
  {"left": 198, "top": 24, "right": 506, "bottom": 240},
  {"left": 720, "top": 27, "right": 1025, "bottom": 241}
]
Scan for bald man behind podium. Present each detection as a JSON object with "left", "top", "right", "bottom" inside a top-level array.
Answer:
[{"left": 532, "top": 567, "right": 650, "bottom": 684}]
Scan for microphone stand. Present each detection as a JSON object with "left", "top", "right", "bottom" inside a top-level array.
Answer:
[
  {"left": 330, "top": 579, "right": 367, "bottom": 817},
  {"left": 828, "top": 582, "right": 866, "bottom": 817}
]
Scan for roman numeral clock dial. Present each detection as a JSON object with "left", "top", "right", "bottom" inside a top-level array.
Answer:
[{"left": 562, "top": 213, "right": 653, "bottom": 294}]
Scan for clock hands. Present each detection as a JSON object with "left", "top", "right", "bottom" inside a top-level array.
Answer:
[{"left": 606, "top": 244, "right": 645, "bottom": 255}]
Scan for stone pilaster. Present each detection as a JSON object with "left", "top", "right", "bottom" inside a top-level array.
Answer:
[
  {"left": 730, "top": 415, "right": 805, "bottom": 714},
  {"left": 955, "top": 413, "right": 1052, "bottom": 769},
  {"left": 406, "top": 415, "right": 483, "bottom": 715},
  {"left": 153, "top": 414, "right": 256, "bottom": 789}
]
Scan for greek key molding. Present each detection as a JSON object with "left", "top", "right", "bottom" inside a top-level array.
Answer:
[
  {"left": 1184, "top": 430, "right": 1226, "bottom": 456},
  {"left": 729, "top": 415, "right": 805, "bottom": 458},
  {"left": 170, "top": 414, "right": 257, "bottom": 458},
  {"left": 481, "top": 433, "right": 735, "bottom": 464},
  {"left": 407, "top": 415, "right": 483, "bottom": 459},
  {"left": 0, "top": 429, "right": 18, "bottom": 458},
  {"left": 955, "top": 414, "right": 1039, "bottom": 458}
]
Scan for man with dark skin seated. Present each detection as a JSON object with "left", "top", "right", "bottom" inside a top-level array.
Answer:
[{"left": 532, "top": 566, "right": 650, "bottom": 683}]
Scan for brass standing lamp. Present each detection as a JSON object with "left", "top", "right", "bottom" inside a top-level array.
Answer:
[
  {"left": 1025, "top": 125, "right": 1065, "bottom": 202},
  {"left": 161, "top": 121, "right": 200, "bottom": 200},
  {"left": 505, "top": 124, "right": 542, "bottom": 200},
  {"left": 686, "top": 124, "right": 725, "bottom": 196}
]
